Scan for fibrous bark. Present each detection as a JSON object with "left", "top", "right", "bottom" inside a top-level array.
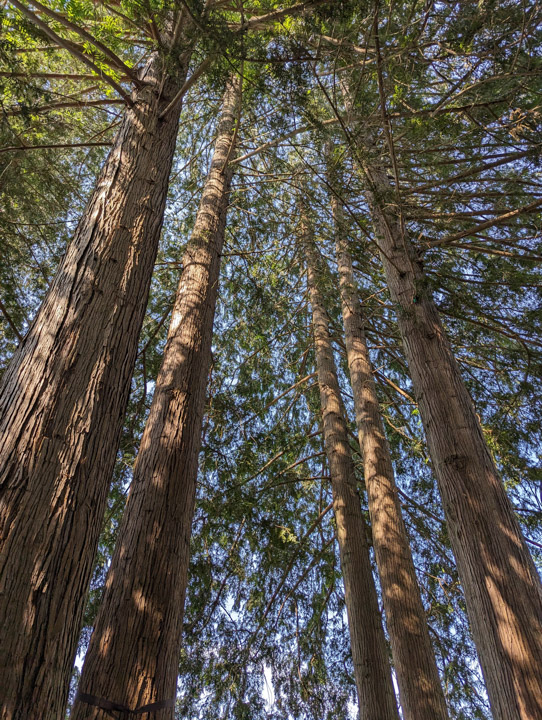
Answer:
[
  {"left": 72, "top": 74, "right": 241, "bottom": 720},
  {"left": 332, "top": 190, "right": 449, "bottom": 720},
  {"left": 0, "top": 46, "right": 191, "bottom": 720},
  {"left": 303, "top": 213, "right": 399, "bottom": 720},
  {"left": 363, "top": 161, "right": 542, "bottom": 720}
]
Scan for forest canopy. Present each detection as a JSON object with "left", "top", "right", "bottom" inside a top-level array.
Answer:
[{"left": 0, "top": 1, "right": 541, "bottom": 719}]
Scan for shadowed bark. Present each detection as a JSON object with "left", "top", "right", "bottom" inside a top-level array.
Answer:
[
  {"left": 72, "top": 75, "right": 241, "bottom": 720},
  {"left": 303, "top": 211, "right": 399, "bottom": 720}
]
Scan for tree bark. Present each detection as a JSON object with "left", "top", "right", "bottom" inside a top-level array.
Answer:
[
  {"left": 303, "top": 214, "right": 399, "bottom": 720},
  {"left": 362, "top": 161, "right": 542, "bottom": 720},
  {"left": 72, "top": 74, "right": 241, "bottom": 720},
  {"left": 0, "top": 47, "right": 191, "bottom": 720},
  {"left": 332, "top": 193, "right": 449, "bottom": 720}
]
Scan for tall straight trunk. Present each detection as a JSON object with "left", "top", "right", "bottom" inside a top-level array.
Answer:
[
  {"left": 0, "top": 42, "right": 192, "bottom": 720},
  {"left": 362, "top": 161, "right": 542, "bottom": 720},
  {"left": 303, "top": 215, "right": 399, "bottom": 720},
  {"left": 72, "top": 75, "right": 241, "bottom": 720},
  {"left": 331, "top": 193, "right": 449, "bottom": 720}
]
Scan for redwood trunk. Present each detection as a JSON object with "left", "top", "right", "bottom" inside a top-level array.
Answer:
[
  {"left": 0, "top": 51, "right": 190, "bottom": 720},
  {"left": 363, "top": 163, "right": 542, "bottom": 720},
  {"left": 332, "top": 196, "right": 449, "bottom": 720},
  {"left": 72, "top": 75, "right": 241, "bottom": 720},
  {"left": 303, "top": 219, "right": 399, "bottom": 720}
]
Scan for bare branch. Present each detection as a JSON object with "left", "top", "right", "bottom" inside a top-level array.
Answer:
[
  {"left": 4, "top": 98, "right": 125, "bottom": 116},
  {"left": 231, "top": 118, "right": 338, "bottom": 165},
  {"left": 0, "top": 141, "right": 113, "bottom": 154},
  {"left": 426, "top": 197, "right": 542, "bottom": 248},
  {"left": 0, "top": 297, "right": 23, "bottom": 342},
  {"left": 158, "top": 54, "right": 215, "bottom": 119}
]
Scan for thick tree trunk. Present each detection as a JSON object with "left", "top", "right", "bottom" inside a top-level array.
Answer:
[
  {"left": 303, "top": 218, "right": 399, "bottom": 720},
  {"left": 363, "top": 162, "right": 542, "bottom": 720},
  {"left": 0, "top": 50, "right": 191, "bottom": 720},
  {"left": 332, "top": 195, "right": 449, "bottom": 720},
  {"left": 72, "top": 75, "right": 241, "bottom": 720}
]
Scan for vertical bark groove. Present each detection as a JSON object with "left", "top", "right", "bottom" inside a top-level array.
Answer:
[
  {"left": 72, "top": 75, "right": 241, "bottom": 720},
  {"left": 0, "top": 47, "right": 191, "bottom": 720},
  {"left": 303, "top": 212, "right": 399, "bottom": 720}
]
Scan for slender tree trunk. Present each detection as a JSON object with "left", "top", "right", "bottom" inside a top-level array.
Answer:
[
  {"left": 303, "top": 214, "right": 399, "bottom": 720},
  {"left": 362, "top": 161, "right": 542, "bottom": 720},
  {"left": 72, "top": 75, "right": 241, "bottom": 720},
  {"left": 331, "top": 192, "right": 449, "bottom": 720},
  {"left": 0, "top": 46, "right": 192, "bottom": 720}
]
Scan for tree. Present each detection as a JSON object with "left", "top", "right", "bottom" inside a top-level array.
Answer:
[
  {"left": 309, "top": 4, "right": 542, "bottom": 712},
  {"left": 302, "top": 204, "right": 399, "bottom": 720},
  {"left": 0, "top": 27, "right": 191, "bottom": 717},
  {"left": 72, "top": 71, "right": 241, "bottom": 720},
  {"left": 328, "top": 162, "right": 449, "bottom": 720},
  {"left": 0, "top": 2, "right": 325, "bottom": 714},
  {"left": 362, "top": 143, "right": 542, "bottom": 720},
  {"left": 1, "top": 1, "right": 541, "bottom": 718}
]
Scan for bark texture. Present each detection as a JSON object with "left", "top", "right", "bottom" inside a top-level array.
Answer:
[
  {"left": 363, "top": 162, "right": 542, "bottom": 720},
  {"left": 72, "top": 75, "right": 241, "bottom": 720},
  {"left": 332, "top": 196, "right": 449, "bottom": 720},
  {"left": 0, "top": 50, "right": 190, "bottom": 720},
  {"left": 303, "top": 218, "right": 399, "bottom": 720}
]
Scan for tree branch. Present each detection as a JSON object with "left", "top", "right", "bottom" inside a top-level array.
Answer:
[
  {"left": 9, "top": 0, "right": 133, "bottom": 104},
  {"left": 158, "top": 53, "right": 216, "bottom": 119},
  {"left": 0, "top": 141, "right": 113, "bottom": 154},
  {"left": 4, "top": 98, "right": 125, "bottom": 116},
  {"left": 0, "top": 297, "right": 23, "bottom": 342},
  {"left": 426, "top": 197, "right": 542, "bottom": 248},
  {"left": 239, "top": 0, "right": 328, "bottom": 32},
  {"left": 405, "top": 148, "right": 541, "bottom": 196},
  {"left": 231, "top": 118, "right": 337, "bottom": 165},
  {"left": 23, "top": 0, "right": 140, "bottom": 84}
]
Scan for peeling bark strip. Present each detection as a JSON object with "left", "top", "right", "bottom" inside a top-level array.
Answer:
[
  {"left": 302, "top": 214, "right": 399, "bottom": 720},
  {"left": 363, "top": 162, "right": 542, "bottom": 720},
  {"left": 332, "top": 194, "right": 449, "bottom": 720},
  {"left": 72, "top": 75, "right": 241, "bottom": 720},
  {"left": 0, "top": 48, "right": 191, "bottom": 720}
]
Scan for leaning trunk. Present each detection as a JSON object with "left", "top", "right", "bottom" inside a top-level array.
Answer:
[
  {"left": 363, "top": 161, "right": 542, "bottom": 720},
  {"left": 72, "top": 75, "right": 241, "bottom": 720},
  {"left": 303, "top": 215, "right": 399, "bottom": 720},
  {"left": 332, "top": 193, "right": 449, "bottom": 720},
  {"left": 0, "top": 48, "right": 191, "bottom": 720}
]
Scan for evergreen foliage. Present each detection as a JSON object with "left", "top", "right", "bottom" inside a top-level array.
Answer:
[{"left": 1, "top": 1, "right": 540, "bottom": 718}]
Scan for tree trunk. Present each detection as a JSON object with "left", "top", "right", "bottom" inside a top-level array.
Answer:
[
  {"left": 303, "top": 214, "right": 399, "bottom": 720},
  {"left": 363, "top": 162, "right": 542, "bottom": 720},
  {"left": 0, "top": 48, "right": 191, "bottom": 720},
  {"left": 72, "top": 75, "right": 241, "bottom": 720},
  {"left": 332, "top": 194, "right": 449, "bottom": 720}
]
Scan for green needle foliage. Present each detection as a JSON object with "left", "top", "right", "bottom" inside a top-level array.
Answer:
[{"left": 1, "top": 1, "right": 540, "bottom": 718}]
